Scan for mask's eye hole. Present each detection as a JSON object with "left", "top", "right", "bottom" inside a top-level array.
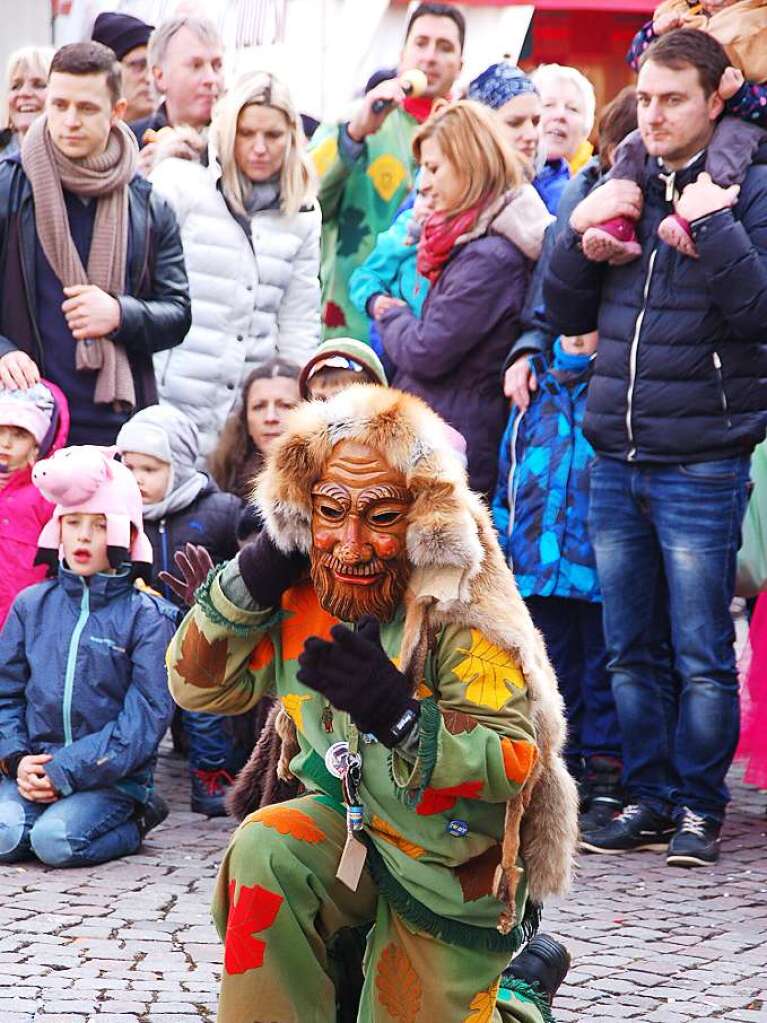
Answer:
[
  {"left": 319, "top": 504, "right": 344, "bottom": 520},
  {"left": 369, "top": 511, "right": 400, "bottom": 527}
]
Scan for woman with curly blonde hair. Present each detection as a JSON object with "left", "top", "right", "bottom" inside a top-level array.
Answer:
[{"left": 150, "top": 71, "right": 320, "bottom": 460}]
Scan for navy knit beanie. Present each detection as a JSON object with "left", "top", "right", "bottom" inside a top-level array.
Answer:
[{"left": 92, "top": 12, "right": 153, "bottom": 61}]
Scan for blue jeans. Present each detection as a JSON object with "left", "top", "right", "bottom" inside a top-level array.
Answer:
[
  {"left": 525, "top": 596, "right": 620, "bottom": 768},
  {"left": 589, "top": 455, "right": 750, "bottom": 823},
  {"left": 182, "top": 709, "right": 238, "bottom": 771},
  {"left": 0, "top": 780, "right": 140, "bottom": 867}
]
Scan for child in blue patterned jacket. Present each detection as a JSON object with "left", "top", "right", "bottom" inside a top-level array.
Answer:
[{"left": 492, "top": 332, "right": 623, "bottom": 831}]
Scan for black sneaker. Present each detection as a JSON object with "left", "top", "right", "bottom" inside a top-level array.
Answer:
[
  {"left": 580, "top": 803, "right": 674, "bottom": 854},
  {"left": 501, "top": 934, "right": 571, "bottom": 1005},
  {"left": 135, "top": 793, "right": 169, "bottom": 840},
  {"left": 666, "top": 808, "right": 721, "bottom": 867},
  {"left": 579, "top": 755, "right": 624, "bottom": 833}
]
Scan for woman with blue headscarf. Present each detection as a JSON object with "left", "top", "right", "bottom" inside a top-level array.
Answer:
[{"left": 469, "top": 62, "right": 569, "bottom": 215}]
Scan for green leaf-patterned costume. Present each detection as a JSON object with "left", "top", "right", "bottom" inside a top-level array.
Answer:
[
  {"left": 168, "top": 565, "right": 550, "bottom": 1022},
  {"left": 308, "top": 109, "right": 420, "bottom": 341}
]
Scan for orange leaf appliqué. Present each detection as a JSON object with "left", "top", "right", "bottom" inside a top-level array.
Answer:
[
  {"left": 375, "top": 942, "right": 422, "bottom": 1023},
  {"left": 174, "top": 620, "right": 228, "bottom": 689},
  {"left": 281, "top": 581, "right": 337, "bottom": 661},
  {"left": 248, "top": 805, "right": 326, "bottom": 844},
  {"left": 370, "top": 815, "right": 425, "bottom": 859},
  {"left": 224, "top": 880, "right": 283, "bottom": 975},
  {"left": 501, "top": 738, "right": 538, "bottom": 784}
]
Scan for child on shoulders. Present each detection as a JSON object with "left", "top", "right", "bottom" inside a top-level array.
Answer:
[{"left": 583, "top": 5, "right": 767, "bottom": 264}]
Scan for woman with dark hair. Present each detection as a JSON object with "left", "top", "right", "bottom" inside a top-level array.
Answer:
[{"left": 208, "top": 359, "right": 301, "bottom": 502}]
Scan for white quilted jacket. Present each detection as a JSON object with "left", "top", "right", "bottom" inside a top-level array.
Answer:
[{"left": 149, "top": 155, "right": 321, "bottom": 458}]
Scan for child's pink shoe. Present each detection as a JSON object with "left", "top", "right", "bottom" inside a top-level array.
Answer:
[
  {"left": 657, "top": 214, "right": 698, "bottom": 259},
  {"left": 581, "top": 216, "right": 642, "bottom": 265}
]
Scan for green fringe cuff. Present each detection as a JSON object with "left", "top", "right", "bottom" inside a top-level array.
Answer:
[
  {"left": 498, "top": 977, "right": 556, "bottom": 1023},
  {"left": 195, "top": 565, "right": 282, "bottom": 637},
  {"left": 362, "top": 839, "right": 539, "bottom": 955},
  {"left": 389, "top": 696, "right": 441, "bottom": 809}
]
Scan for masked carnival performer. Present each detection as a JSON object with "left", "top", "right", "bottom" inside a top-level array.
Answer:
[{"left": 167, "top": 384, "right": 578, "bottom": 1023}]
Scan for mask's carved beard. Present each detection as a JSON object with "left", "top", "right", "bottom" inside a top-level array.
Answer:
[{"left": 310, "top": 550, "right": 410, "bottom": 622}]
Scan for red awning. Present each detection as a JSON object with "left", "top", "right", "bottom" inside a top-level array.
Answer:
[{"left": 453, "top": 0, "right": 654, "bottom": 9}]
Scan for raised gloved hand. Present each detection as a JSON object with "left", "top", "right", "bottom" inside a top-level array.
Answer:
[
  {"left": 238, "top": 529, "right": 309, "bottom": 609},
  {"left": 297, "top": 615, "right": 419, "bottom": 747},
  {"left": 159, "top": 543, "right": 214, "bottom": 605}
]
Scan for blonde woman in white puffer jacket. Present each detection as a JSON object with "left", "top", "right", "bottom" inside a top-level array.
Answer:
[{"left": 149, "top": 71, "right": 320, "bottom": 461}]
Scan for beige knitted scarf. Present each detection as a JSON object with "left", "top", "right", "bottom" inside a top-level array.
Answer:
[{"left": 21, "top": 116, "right": 138, "bottom": 409}]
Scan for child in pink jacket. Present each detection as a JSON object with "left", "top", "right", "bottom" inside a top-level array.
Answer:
[{"left": 0, "top": 382, "right": 69, "bottom": 629}]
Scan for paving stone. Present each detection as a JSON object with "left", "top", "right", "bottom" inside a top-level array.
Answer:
[{"left": 0, "top": 741, "right": 763, "bottom": 1021}]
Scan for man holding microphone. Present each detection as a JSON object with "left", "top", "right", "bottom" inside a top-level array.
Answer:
[{"left": 309, "top": 2, "right": 465, "bottom": 341}]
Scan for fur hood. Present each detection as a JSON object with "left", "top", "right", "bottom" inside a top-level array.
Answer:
[{"left": 255, "top": 385, "right": 578, "bottom": 928}]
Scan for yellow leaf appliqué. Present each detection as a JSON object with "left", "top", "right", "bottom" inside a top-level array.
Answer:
[
  {"left": 453, "top": 630, "right": 525, "bottom": 710},
  {"left": 463, "top": 981, "right": 500, "bottom": 1023},
  {"left": 282, "top": 693, "right": 312, "bottom": 731},
  {"left": 310, "top": 135, "right": 338, "bottom": 177},
  {"left": 367, "top": 154, "right": 407, "bottom": 202}
]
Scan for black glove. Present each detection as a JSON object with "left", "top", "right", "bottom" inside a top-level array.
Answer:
[
  {"left": 238, "top": 530, "right": 308, "bottom": 608},
  {"left": 297, "top": 615, "right": 419, "bottom": 747}
]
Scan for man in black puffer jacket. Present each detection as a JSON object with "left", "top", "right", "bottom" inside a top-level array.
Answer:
[
  {"left": 544, "top": 29, "right": 767, "bottom": 868},
  {"left": 117, "top": 404, "right": 243, "bottom": 818}
]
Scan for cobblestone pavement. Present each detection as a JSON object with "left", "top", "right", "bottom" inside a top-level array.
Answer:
[{"left": 1, "top": 744, "right": 765, "bottom": 1023}]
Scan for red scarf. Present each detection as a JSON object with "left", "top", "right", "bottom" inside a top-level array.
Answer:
[
  {"left": 417, "top": 205, "right": 483, "bottom": 283},
  {"left": 403, "top": 95, "right": 434, "bottom": 125}
]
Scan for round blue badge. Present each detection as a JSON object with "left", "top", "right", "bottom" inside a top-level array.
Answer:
[{"left": 447, "top": 818, "right": 469, "bottom": 837}]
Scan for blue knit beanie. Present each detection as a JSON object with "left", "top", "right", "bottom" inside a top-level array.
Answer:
[{"left": 468, "top": 63, "right": 537, "bottom": 111}]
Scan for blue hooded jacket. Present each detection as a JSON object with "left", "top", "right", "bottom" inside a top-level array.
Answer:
[
  {"left": 0, "top": 567, "right": 177, "bottom": 802},
  {"left": 492, "top": 342, "right": 600, "bottom": 602}
]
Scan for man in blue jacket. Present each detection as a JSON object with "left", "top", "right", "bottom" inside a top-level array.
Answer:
[
  {"left": 0, "top": 41, "right": 190, "bottom": 446},
  {"left": 543, "top": 29, "right": 767, "bottom": 867}
]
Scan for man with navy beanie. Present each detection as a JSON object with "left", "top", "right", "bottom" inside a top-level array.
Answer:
[{"left": 92, "top": 12, "right": 154, "bottom": 123}]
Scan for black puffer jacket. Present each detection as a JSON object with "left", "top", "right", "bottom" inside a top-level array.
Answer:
[
  {"left": 144, "top": 481, "right": 243, "bottom": 606},
  {"left": 544, "top": 151, "right": 767, "bottom": 462}
]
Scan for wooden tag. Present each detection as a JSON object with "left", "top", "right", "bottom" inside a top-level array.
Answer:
[{"left": 336, "top": 833, "right": 367, "bottom": 891}]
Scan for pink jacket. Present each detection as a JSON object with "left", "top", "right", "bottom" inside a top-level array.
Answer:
[{"left": 0, "top": 381, "right": 70, "bottom": 630}]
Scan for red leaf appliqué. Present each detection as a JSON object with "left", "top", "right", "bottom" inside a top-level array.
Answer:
[
  {"left": 416, "top": 780, "right": 484, "bottom": 816},
  {"left": 224, "top": 880, "right": 283, "bottom": 975}
]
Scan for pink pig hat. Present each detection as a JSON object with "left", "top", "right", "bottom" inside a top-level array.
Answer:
[{"left": 32, "top": 445, "right": 153, "bottom": 574}]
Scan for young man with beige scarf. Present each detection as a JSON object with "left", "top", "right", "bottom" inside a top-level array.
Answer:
[{"left": 0, "top": 41, "right": 191, "bottom": 446}]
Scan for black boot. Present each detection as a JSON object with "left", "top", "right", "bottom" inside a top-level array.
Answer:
[
  {"left": 501, "top": 933, "right": 571, "bottom": 1005},
  {"left": 135, "top": 793, "right": 169, "bottom": 840},
  {"left": 579, "top": 754, "right": 623, "bottom": 833}
]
